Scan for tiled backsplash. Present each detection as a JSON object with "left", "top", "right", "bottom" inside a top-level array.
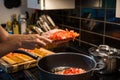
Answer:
[{"left": 42, "top": 0, "right": 120, "bottom": 51}]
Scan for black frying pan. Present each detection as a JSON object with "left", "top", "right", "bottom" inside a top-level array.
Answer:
[
  {"left": 13, "top": 0, "right": 21, "bottom": 8},
  {"left": 4, "top": 0, "right": 13, "bottom": 9},
  {"left": 4, "top": 0, "right": 21, "bottom": 9},
  {"left": 13, "top": 50, "right": 103, "bottom": 80}
]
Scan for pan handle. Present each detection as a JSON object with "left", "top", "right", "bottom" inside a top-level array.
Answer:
[
  {"left": 93, "top": 60, "right": 106, "bottom": 71},
  {"left": 13, "top": 49, "right": 40, "bottom": 60}
]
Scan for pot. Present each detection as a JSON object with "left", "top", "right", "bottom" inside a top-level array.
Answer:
[
  {"left": 13, "top": 50, "right": 103, "bottom": 80},
  {"left": 89, "top": 45, "right": 120, "bottom": 74}
]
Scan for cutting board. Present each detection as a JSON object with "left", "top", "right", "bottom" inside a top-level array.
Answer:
[{"left": 0, "top": 48, "right": 54, "bottom": 73}]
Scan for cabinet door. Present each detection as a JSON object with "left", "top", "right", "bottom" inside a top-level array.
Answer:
[
  {"left": 44, "top": 0, "right": 75, "bottom": 10},
  {"left": 27, "top": 0, "right": 75, "bottom": 10},
  {"left": 81, "top": 0, "right": 102, "bottom": 8},
  {"left": 116, "top": 0, "right": 120, "bottom": 18}
]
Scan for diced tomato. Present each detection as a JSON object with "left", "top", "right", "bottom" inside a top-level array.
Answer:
[
  {"left": 49, "top": 29, "right": 79, "bottom": 40},
  {"left": 63, "top": 68, "right": 85, "bottom": 75}
]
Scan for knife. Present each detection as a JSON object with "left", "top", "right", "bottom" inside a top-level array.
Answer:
[
  {"left": 46, "top": 15, "right": 56, "bottom": 27},
  {"left": 43, "top": 21, "right": 51, "bottom": 31},
  {"left": 41, "top": 15, "right": 52, "bottom": 27},
  {"left": 39, "top": 18, "right": 49, "bottom": 32}
]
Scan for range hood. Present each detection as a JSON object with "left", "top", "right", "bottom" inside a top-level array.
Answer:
[{"left": 27, "top": 0, "right": 75, "bottom": 10}]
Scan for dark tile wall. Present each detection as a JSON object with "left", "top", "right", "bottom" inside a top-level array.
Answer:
[{"left": 43, "top": 0, "right": 120, "bottom": 51}]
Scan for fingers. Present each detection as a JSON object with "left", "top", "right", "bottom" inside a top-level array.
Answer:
[
  {"left": 21, "top": 39, "right": 46, "bottom": 49},
  {"left": 5, "top": 34, "right": 53, "bottom": 50},
  {"left": 34, "top": 38, "right": 47, "bottom": 47},
  {"left": 41, "top": 29, "right": 64, "bottom": 37},
  {"left": 38, "top": 36, "right": 52, "bottom": 43},
  {"left": 20, "top": 34, "right": 52, "bottom": 49},
  {"left": 29, "top": 34, "right": 53, "bottom": 45}
]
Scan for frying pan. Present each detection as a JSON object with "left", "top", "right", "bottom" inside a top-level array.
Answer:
[
  {"left": 4, "top": 0, "right": 13, "bottom": 9},
  {"left": 13, "top": 50, "right": 104, "bottom": 80},
  {"left": 13, "top": 0, "right": 21, "bottom": 8},
  {"left": 4, "top": 0, "right": 21, "bottom": 9}
]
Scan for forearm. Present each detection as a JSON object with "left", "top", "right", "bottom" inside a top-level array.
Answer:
[
  {"left": 0, "top": 41, "right": 19, "bottom": 57},
  {"left": 0, "top": 26, "right": 9, "bottom": 42}
]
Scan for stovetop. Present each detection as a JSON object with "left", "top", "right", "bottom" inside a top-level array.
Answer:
[
  {"left": 1, "top": 67, "right": 120, "bottom": 80},
  {"left": 0, "top": 46, "right": 120, "bottom": 80}
]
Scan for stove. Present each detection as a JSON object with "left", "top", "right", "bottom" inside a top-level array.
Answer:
[
  {"left": 1, "top": 67, "right": 120, "bottom": 80},
  {"left": 0, "top": 46, "right": 120, "bottom": 80}
]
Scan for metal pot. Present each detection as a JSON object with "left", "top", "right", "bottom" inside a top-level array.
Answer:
[
  {"left": 13, "top": 50, "right": 103, "bottom": 80},
  {"left": 89, "top": 45, "right": 120, "bottom": 74}
]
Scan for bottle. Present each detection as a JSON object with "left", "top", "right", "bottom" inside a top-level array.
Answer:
[
  {"left": 12, "top": 14, "right": 20, "bottom": 34},
  {"left": 19, "top": 14, "right": 27, "bottom": 34},
  {"left": 6, "top": 21, "right": 13, "bottom": 34}
]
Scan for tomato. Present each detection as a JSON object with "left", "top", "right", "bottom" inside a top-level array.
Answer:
[
  {"left": 49, "top": 29, "right": 79, "bottom": 40},
  {"left": 63, "top": 68, "right": 85, "bottom": 75}
]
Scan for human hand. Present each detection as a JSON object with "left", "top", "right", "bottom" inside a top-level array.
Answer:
[
  {"left": 41, "top": 28, "right": 63, "bottom": 38},
  {"left": 42, "top": 29, "right": 72, "bottom": 46},
  {"left": 6, "top": 34, "right": 52, "bottom": 49}
]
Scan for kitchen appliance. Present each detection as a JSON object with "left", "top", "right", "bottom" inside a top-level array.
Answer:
[
  {"left": 13, "top": 50, "right": 103, "bottom": 80},
  {"left": 89, "top": 45, "right": 120, "bottom": 74},
  {"left": 27, "top": 0, "right": 75, "bottom": 10}
]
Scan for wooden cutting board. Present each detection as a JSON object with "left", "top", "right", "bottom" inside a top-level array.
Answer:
[{"left": 0, "top": 48, "right": 54, "bottom": 73}]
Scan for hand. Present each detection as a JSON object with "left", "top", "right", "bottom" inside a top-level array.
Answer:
[
  {"left": 41, "top": 28, "right": 64, "bottom": 38},
  {"left": 5, "top": 34, "right": 52, "bottom": 49},
  {"left": 42, "top": 29, "right": 71, "bottom": 46}
]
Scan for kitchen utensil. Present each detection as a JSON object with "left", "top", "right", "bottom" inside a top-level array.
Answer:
[
  {"left": 41, "top": 15, "right": 53, "bottom": 29},
  {"left": 46, "top": 15, "right": 57, "bottom": 29},
  {"left": 4, "top": 0, "right": 13, "bottom": 9},
  {"left": 13, "top": 50, "right": 103, "bottom": 80},
  {"left": 13, "top": 0, "right": 21, "bottom": 8},
  {"left": 89, "top": 45, "right": 120, "bottom": 74},
  {"left": 33, "top": 26, "right": 43, "bottom": 35},
  {"left": 39, "top": 18, "right": 49, "bottom": 32},
  {"left": 4, "top": 0, "right": 21, "bottom": 9},
  {"left": 43, "top": 21, "right": 51, "bottom": 31}
]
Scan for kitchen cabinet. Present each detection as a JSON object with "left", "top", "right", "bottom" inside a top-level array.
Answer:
[
  {"left": 27, "top": 0, "right": 75, "bottom": 10},
  {"left": 116, "top": 0, "right": 120, "bottom": 18}
]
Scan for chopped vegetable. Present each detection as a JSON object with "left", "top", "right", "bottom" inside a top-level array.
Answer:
[
  {"left": 49, "top": 29, "right": 79, "bottom": 41},
  {"left": 55, "top": 67, "right": 86, "bottom": 75}
]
